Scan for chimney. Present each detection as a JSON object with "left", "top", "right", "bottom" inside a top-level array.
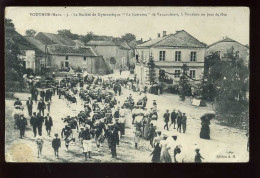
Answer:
[
  {"left": 163, "top": 31, "right": 167, "bottom": 37},
  {"left": 140, "top": 38, "right": 143, "bottom": 43},
  {"left": 149, "top": 37, "right": 152, "bottom": 40},
  {"left": 158, "top": 33, "right": 161, "bottom": 38}
]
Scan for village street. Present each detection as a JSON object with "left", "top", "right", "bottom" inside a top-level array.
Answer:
[{"left": 5, "top": 71, "right": 249, "bottom": 163}]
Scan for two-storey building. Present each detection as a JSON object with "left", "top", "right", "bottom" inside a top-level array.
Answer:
[
  {"left": 135, "top": 30, "right": 207, "bottom": 84},
  {"left": 206, "top": 37, "right": 249, "bottom": 66},
  {"left": 86, "top": 40, "right": 131, "bottom": 70}
]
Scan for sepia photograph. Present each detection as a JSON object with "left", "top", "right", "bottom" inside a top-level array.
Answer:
[{"left": 4, "top": 6, "right": 249, "bottom": 163}]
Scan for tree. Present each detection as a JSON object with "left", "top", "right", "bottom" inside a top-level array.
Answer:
[
  {"left": 204, "top": 47, "right": 249, "bottom": 127},
  {"left": 57, "top": 29, "right": 79, "bottom": 40},
  {"left": 25, "top": 29, "right": 37, "bottom": 37},
  {"left": 5, "top": 18, "right": 24, "bottom": 81},
  {"left": 121, "top": 33, "right": 136, "bottom": 43},
  {"left": 147, "top": 56, "right": 156, "bottom": 85},
  {"left": 178, "top": 64, "right": 192, "bottom": 101},
  {"left": 80, "top": 32, "right": 95, "bottom": 44}
]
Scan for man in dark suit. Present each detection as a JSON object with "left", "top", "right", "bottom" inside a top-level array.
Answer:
[
  {"left": 36, "top": 112, "right": 44, "bottom": 136},
  {"left": 37, "top": 98, "right": 46, "bottom": 116},
  {"left": 26, "top": 97, "right": 33, "bottom": 117},
  {"left": 30, "top": 112, "right": 38, "bottom": 137},
  {"left": 44, "top": 113, "right": 53, "bottom": 136},
  {"left": 17, "top": 114, "right": 27, "bottom": 138},
  {"left": 108, "top": 124, "right": 118, "bottom": 158},
  {"left": 163, "top": 109, "right": 170, "bottom": 131},
  {"left": 40, "top": 89, "right": 45, "bottom": 101},
  {"left": 171, "top": 109, "right": 177, "bottom": 129}
]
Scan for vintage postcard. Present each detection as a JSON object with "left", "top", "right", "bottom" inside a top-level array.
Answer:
[{"left": 5, "top": 6, "right": 249, "bottom": 163}]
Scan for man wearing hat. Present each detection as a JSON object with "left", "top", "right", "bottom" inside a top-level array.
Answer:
[
  {"left": 170, "top": 109, "right": 177, "bottom": 129},
  {"left": 163, "top": 109, "right": 170, "bottom": 131},
  {"left": 26, "top": 97, "right": 33, "bottom": 117},
  {"left": 37, "top": 98, "right": 46, "bottom": 116},
  {"left": 17, "top": 114, "right": 27, "bottom": 138},
  {"left": 177, "top": 111, "right": 182, "bottom": 133},
  {"left": 181, "top": 113, "right": 187, "bottom": 133},
  {"left": 44, "top": 113, "right": 53, "bottom": 136},
  {"left": 80, "top": 125, "right": 93, "bottom": 160},
  {"left": 107, "top": 124, "right": 118, "bottom": 158},
  {"left": 61, "top": 124, "right": 73, "bottom": 152},
  {"left": 52, "top": 133, "right": 61, "bottom": 159}
]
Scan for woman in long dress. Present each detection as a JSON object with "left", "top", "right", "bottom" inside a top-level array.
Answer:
[{"left": 160, "top": 136, "right": 172, "bottom": 163}]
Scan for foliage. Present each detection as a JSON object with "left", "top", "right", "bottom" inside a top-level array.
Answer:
[
  {"left": 25, "top": 68, "right": 34, "bottom": 76},
  {"left": 110, "top": 57, "right": 117, "bottom": 65},
  {"left": 80, "top": 32, "right": 95, "bottom": 44},
  {"left": 147, "top": 56, "right": 156, "bottom": 85},
  {"left": 204, "top": 47, "right": 249, "bottom": 127},
  {"left": 25, "top": 29, "right": 37, "bottom": 37},
  {"left": 178, "top": 64, "right": 192, "bottom": 101},
  {"left": 121, "top": 33, "right": 136, "bottom": 43},
  {"left": 57, "top": 29, "right": 79, "bottom": 40},
  {"left": 5, "top": 18, "right": 24, "bottom": 82}
]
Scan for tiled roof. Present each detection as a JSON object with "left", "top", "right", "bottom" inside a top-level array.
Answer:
[
  {"left": 46, "top": 45, "right": 97, "bottom": 56},
  {"left": 73, "top": 40, "right": 85, "bottom": 46},
  {"left": 208, "top": 37, "right": 247, "bottom": 48},
  {"left": 86, "top": 40, "right": 131, "bottom": 50},
  {"left": 24, "top": 36, "right": 46, "bottom": 53},
  {"left": 86, "top": 40, "right": 116, "bottom": 46},
  {"left": 136, "top": 30, "right": 206, "bottom": 48},
  {"left": 35, "top": 32, "right": 76, "bottom": 46}
]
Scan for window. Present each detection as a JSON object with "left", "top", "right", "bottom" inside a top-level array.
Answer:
[
  {"left": 65, "top": 61, "right": 69, "bottom": 67},
  {"left": 66, "top": 56, "right": 69, "bottom": 60},
  {"left": 190, "top": 52, "right": 196, "bottom": 62},
  {"left": 190, "top": 70, "right": 196, "bottom": 79},
  {"left": 159, "top": 51, "right": 166, "bottom": 61},
  {"left": 174, "top": 70, "right": 181, "bottom": 78},
  {"left": 83, "top": 56, "right": 86, "bottom": 61},
  {"left": 175, "top": 51, "right": 181, "bottom": 61}
]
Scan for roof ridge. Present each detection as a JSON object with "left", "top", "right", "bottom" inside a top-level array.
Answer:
[
  {"left": 208, "top": 37, "right": 247, "bottom": 48},
  {"left": 157, "top": 34, "right": 204, "bottom": 48},
  {"left": 173, "top": 30, "right": 206, "bottom": 47},
  {"left": 138, "top": 34, "right": 174, "bottom": 47}
]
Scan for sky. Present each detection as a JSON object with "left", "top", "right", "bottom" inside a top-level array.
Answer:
[{"left": 5, "top": 7, "right": 249, "bottom": 45}]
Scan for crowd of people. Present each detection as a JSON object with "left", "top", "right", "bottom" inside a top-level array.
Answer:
[{"left": 11, "top": 72, "right": 206, "bottom": 163}]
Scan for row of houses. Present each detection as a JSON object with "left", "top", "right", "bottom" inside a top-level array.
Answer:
[
  {"left": 15, "top": 30, "right": 249, "bottom": 80},
  {"left": 16, "top": 32, "right": 137, "bottom": 75},
  {"left": 134, "top": 30, "right": 249, "bottom": 85}
]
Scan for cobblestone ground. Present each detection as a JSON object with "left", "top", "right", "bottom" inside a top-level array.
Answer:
[{"left": 5, "top": 71, "right": 249, "bottom": 163}]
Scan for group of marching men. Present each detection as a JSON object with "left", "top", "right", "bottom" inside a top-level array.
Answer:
[
  {"left": 11, "top": 73, "right": 206, "bottom": 162},
  {"left": 55, "top": 75, "right": 132, "bottom": 160}
]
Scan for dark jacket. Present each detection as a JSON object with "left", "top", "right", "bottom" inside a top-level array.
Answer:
[
  {"left": 45, "top": 116, "right": 53, "bottom": 127},
  {"left": 108, "top": 129, "right": 119, "bottom": 147},
  {"left": 37, "top": 101, "right": 46, "bottom": 110},
  {"left": 40, "top": 91, "right": 45, "bottom": 98},
  {"left": 171, "top": 112, "right": 177, "bottom": 122},
  {"left": 177, "top": 115, "right": 182, "bottom": 125},
  {"left": 26, "top": 100, "right": 33, "bottom": 108},
  {"left": 163, "top": 113, "right": 170, "bottom": 123},
  {"left": 30, "top": 116, "right": 37, "bottom": 126},
  {"left": 17, "top": 117, "right": 27, "bottom": 129},
  {"left": 52, "top": 138, "right": 61, "bottom": 149},
  {"left": 114, "top": 111, "right": 120, "bottom": 118}
]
